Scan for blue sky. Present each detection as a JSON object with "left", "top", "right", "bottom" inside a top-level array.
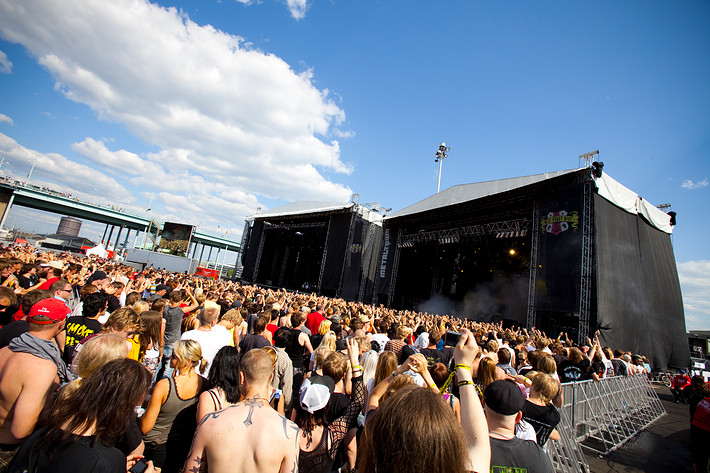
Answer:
[{"left": 0, "top": 0, "right": 708, "bottom": 328}]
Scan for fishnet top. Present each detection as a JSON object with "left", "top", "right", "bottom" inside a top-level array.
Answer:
[{"left": 298, "top": 374, "right": 364, "bottom": 473}]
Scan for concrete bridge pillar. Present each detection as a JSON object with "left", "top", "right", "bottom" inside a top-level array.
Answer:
[{"left": 0, "top": 189, "right": 15, "bottom": 230}]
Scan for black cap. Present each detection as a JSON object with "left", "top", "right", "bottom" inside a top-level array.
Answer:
[{"left": 484, "top": 380, "right": 525, "bottom": 415}]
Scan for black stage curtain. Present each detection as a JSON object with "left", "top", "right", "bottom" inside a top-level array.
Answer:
[
  {"left": 341, "top": 216, "right": 365, "bottom": 300},
  {"left": 241, "top": 220, "right": 264, "bottom": 283},
  {"left": 320, "top": 214, "right": 351, "bottom": 296},
  {"left": 595, "top": 195, "right": 689, "bottom": 370}
]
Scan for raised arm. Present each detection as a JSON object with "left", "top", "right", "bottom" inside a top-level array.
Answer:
[{"left": 454, "top": 329, "right": 490, "bottom": 473}]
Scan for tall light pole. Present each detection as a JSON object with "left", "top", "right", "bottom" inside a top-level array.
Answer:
[
  {"left": 26, "top": 158, "right": 38, "bottom": 183},
  {"left": 434, "top": 142, "right": 450, "bottom": 193}
]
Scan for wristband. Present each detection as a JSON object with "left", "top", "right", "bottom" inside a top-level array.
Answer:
[
  {"left": 428, "top": 383, "right": 437, "bottom": 390},
  {"left": 457, "top": 380, "right": 475, "bottom": 387},
  {"left": 454, "top": 364, "right": 471, "bottom": 371},
  {"left": 352, "top": 364, "right": 362, "bottom": 371}
]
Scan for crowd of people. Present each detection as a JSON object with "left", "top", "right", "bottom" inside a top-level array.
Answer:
[{"left": 0, "top": 243, "right": 706, "bottom": 473}]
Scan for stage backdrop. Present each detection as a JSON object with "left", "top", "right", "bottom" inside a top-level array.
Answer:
[{"left": 594, "top": 195, "right": 688, "bottom": 370}]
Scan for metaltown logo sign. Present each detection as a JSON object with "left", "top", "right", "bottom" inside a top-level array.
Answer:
[{"left": 541, "top": 210, "right": 579, "bottom": 235}]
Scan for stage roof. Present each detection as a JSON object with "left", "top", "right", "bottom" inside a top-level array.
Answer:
[
  {"left": 387, "top": 169, "right": 578, "bottom": 220},
  {"left": 386, "top": 168, "right": 673, "bottom": 234},
  {"left": 251, "top": 201, "right": 383, "bottom": 223}
]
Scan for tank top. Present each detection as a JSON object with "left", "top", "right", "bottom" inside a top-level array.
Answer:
[{"left": 143, "top": 376, "right": 200, "bottom": 445}]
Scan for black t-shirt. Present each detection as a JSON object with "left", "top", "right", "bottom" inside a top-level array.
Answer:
[
  {"left": 107, "top": 294, "right": 121, "bottom": 313},
  {"left": 558, "top": 359, "right": 592, "bottom": 383},
  {"left": 552, "top": 353, "right": 567, "bottom": 367},
  {"left": 439, "top": 346, "right": 455, "bottom": 369},
  {"left": 611, "top": 358, "right": 628, "bottom": 376},
  {"left": 0, "top": 320, "right": 29, "bottom": 349},
  {"left": 325, "top": 392, "right": 351, "bottom": 424},
  {"left": 239, "top": 334, "right": 270, "bottom": 353},
  {"left": 10, "top": 428, "right": 126, "bottom": 473},
  {"left": 490, "top": 436, "right": 554, "bottom": 473},
  {"left": 419, "top": 347, "right": 444, "bottom": 367},
  {"left": 286, "top": 328, "right": 307, "bottom": 370},
  {"left": 522, "top": 400, "right": 561, "bottom": 447},
  {"left": 63, "top": 316, "right": 103, "bottom": 363}
]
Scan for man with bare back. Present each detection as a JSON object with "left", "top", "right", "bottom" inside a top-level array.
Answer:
[
  {"left": 183, "top": 348, "right": 299, "bottom": 473},
  {"left": 0, "top": 299, "right": 70, "bottom": 470}
]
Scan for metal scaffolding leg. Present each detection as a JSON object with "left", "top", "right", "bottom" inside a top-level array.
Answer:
[
  {"left": 578, "top": 180, "right": 593, "bottom": 344},
  {"left": 526, "top": 202, "right": 540, "bottom": 331},
  {"left": 317, "top": 217, "right": 332, "bottom": 293},
  {"left": 387, "top": 227, "right": 403, "bottom": 307}
]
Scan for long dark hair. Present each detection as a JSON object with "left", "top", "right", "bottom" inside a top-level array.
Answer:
[
  {"left": 40, "top": 359, "right": 150, "bottom": 455},
  {"left": 359, "top": 385, "right": 467, "bottom": 473},
  {"left": 207, "top": 346, "right": 241, "bottom": 403},
  {"left": 138, "top": 310, "right": 163, "bottom": 356}
]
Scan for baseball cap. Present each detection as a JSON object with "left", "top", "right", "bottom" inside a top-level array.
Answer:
[
  {"left": 299, "top": 374, "right": 335, "bottom": 413},
  {"left": 27, "top": 299, "right": 70, "bottom": 325},
  {"left": 87, "top": 270, "right": 108, "bottom": 284},
  {"left": 40, "top": 261, "right": 65, "bottom": 270},
  {"left": 155, "top": 284, "right": 171, "bottom": 293},
  {"left": 483, "top": 380, "right": 525, "bottom": 416}
]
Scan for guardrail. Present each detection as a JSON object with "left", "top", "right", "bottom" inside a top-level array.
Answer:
[{"left": 547, "top": 374, "right": 665, "bottom": 472}]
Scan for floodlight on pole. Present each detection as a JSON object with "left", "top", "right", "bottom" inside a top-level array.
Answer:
[{"left": 434, "top": 142, "right": 450, "bottom": 193}]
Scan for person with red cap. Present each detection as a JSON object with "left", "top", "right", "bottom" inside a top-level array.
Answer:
[{"left": 0, "top": 298, "right": 70, "bottom": 470}]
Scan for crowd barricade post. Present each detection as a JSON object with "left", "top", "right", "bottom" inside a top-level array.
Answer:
[{"left": 549, "top": 374, "right": 666, "bottom": 471}]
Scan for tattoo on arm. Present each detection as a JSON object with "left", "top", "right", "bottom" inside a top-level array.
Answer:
[
  {"left": 186, "top": 454, "right": 207, "bottom": 473},
  {"left": 281, "top": 417, "right": 299, "bottom": 439},
  {"left": 196, "top": 410, "right": 221, "bottom": 429}
]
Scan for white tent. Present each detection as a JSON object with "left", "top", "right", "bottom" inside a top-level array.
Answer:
[{"left": 85, "top": 243, "right": 109, "bottom": 258}]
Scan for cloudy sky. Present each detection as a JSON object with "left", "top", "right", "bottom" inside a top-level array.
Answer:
[{"left": 0, "top": 0, "right": 708, "bottom": 328}]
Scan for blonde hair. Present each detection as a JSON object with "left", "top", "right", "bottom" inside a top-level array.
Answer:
[
  {"left": 262, "top": 346, "right": 278, "bottom": 367},
  {"left": 132, "top": 301, "right": 150, "bottom": 314},
  {"left": 75, "top": 333, "right": 128, "bottom": 379},
  {"left": 313, "top": 346, "right": 332, "bottom": 370},
  {"left": 317, "top": 331, "right": 337, "bottom": 351},
  {"left": 222, "top": 308, "right": 243, "bottom": 326},
  {"left": 531, "top": 373, "right": 559, "bottom": 404},
  {"left": 318, "top": 320, "right": 332, "bottom": 336},
  {"left": 173, "top": 339, "right": 207, "bottom": 374}
]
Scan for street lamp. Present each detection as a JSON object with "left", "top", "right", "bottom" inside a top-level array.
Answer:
[
  {"left": 434, "top": 142, "right": 450, "bottom": 193},
  {"left": 26, "top": 158, "right": 38, "bottom": 183}
]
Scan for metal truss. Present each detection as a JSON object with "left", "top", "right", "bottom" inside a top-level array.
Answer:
[
  {"left": 526, "top": 203, "right": 540, "bottom": 331},
  {"left": 387, "top": 227, "right": 403, "bottom": 306},
  {"left": 262, "top": 221, "right": 326, "bottom": 231},
  {"left": 578, "top": 179, "right": 594, "bottom": 344},
  {"left": 317, "top": 217, "right": 332, "bottom": 292},
  {"left": 396, "top": 218, "right": 531, "bottom": 247},
  {"left": 252, "top": 230, "right": 266, "bottom": 283}
]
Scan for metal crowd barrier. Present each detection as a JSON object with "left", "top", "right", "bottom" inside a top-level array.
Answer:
[{"left": 547, "top": 374, "right": 666, "bottom": 472}]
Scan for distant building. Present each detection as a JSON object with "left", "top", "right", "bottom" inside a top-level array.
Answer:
[{"left": 57, "top": 216, "right": 82, "bottom": 237}]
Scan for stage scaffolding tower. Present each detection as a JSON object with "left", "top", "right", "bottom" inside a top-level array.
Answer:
[
  {"left": 578, "top": 177, "right": 594, "bottom": 344},
  {"left": 526, "top": 203, "right": 540, "bottom": 331}
]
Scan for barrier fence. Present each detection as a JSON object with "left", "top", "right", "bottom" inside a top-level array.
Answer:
[{"left": 547, "top": 374, "right": 666, "bottom": 472}]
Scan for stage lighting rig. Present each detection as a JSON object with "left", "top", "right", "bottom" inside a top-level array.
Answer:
[
  {"left": 579, "top": 150, "right": 599, "bottom": 168},
  {"left": 591, "top": 161, "right": 604, "bottom": 178}
]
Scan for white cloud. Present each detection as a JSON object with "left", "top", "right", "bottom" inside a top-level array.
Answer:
[
  {"left": 0, "top": 113, "right": 13, "bottom": 125},
  {"left": 681, "top": 178, "right": 708, "bottom": 190},
  {"left": 678, "top": 260, "right": 710, "bottom": 330},
  {"left": 0, "top": 50, "right": 11, "bottom": 73},
  {"left": 286, "top": 0, "right": 308, "bottom": 19},
  {"left": 0, "top": 0, "right": 352, "bottom": 209}
]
